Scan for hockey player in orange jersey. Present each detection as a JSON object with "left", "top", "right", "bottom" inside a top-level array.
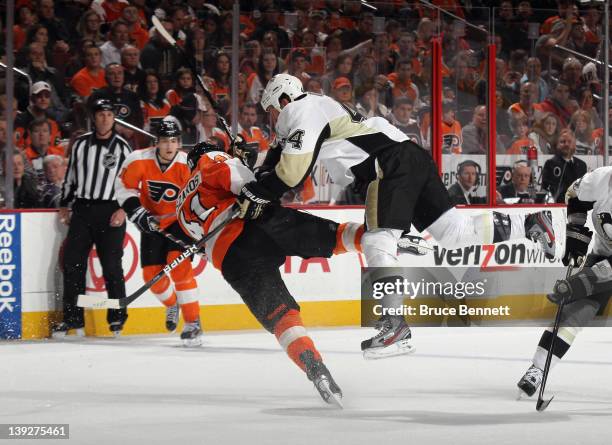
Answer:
[
  {"left": 115, "top": 121, "right": 203, "bottom": 346},
  {"left": 176, "top": 140, "right": 364, "bottom": 407}
]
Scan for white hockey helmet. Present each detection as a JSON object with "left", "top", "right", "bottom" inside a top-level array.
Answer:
[{"left": 260, "top": 74, "right": 304, "bottom": 112}]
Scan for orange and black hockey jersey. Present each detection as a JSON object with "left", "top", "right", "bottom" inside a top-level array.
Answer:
[
  {"left": 115, "top": 147, "right": 192, "bottom": 227},
  {"left": 176, "top": 151, "right": 254, "bottom": 269}
]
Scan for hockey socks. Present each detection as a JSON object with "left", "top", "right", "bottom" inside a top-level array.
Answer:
[
  {"left": 333, "top": 222, "right": 364, "bottom": 255},
  {"left": 532, "top": 326, "right": 578, "bottom": 370},
  {"left": 274, "top": 309, "right": 322, "bottom": 372}
]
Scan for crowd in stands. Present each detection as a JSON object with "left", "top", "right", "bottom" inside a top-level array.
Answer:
[{"left": 0, "top": 0, "right": 609, "bottom": 208}]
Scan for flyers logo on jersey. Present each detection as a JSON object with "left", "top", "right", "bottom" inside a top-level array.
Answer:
[{"left": 148, "top": 180, "right": 181, "bottom": 203}]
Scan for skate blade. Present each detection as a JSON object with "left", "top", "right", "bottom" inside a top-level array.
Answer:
[
  {"left": 318, "top": 380, "right": 343, "bottom": 409},
  {"left": 363, "top": 339, "right": 415, "bottom": 360},
  {"left": 77, "top": 294, "right": 121, "bottom": 309},
  {"left": 182, "top": 335, "right": 203, "bottom": 347}
]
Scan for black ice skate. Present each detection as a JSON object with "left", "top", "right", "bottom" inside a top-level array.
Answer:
[
  {"left": 165, "top": 302, "right": 179, "bottom": 332},
  {"left": 51, "top": 322, "right": 84, "bottom": 339},
  {"left": 361, "top": 315, "right": 415, "bottom": 359},
  {"left": 525, "top": 211, "right": 556, "bottom": 260},
  {"left": 397, "top": 232, "right": 430, "bottom": 256},
  {"left": 300, "top": 350, "right": 343, "bottom": 408},
  {"left": 109, "top": 321, "right": 125, "bottom": 338},
  {"left": 180, "top": 319, "right": 203, "bottom": 347},
  {"left": 517, "top": 365, "right": 543, "bottom": 398}
]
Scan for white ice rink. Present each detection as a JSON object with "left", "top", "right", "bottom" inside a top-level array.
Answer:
[{"left": 2, "top": 327, "right": 612, "bottom": 445}]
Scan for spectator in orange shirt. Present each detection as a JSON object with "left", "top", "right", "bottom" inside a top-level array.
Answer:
[
  {"left": 14, "top": 5, "right": 35, "bottom": 51},
  {"left": 506, "top": 116, "right": 536, "bottom": 155},
  {"left": 509, "top": 82, "right": 541, "bottom": 128},
  {"left": 121, "top": 5, "right": 149, "bottom": 49},
  {"left": 387, "top": 59, "right": 421, "bottom": 106},
  {"left": 238, "top": 102, "right": 270, "bottom": 157},
  {"left": 70, "top": 45, "right": 107, "bottom": 99},
  {"left": 15, "top": 82, "right": 62, "bottom": 150},
  {"left": 101, "top": 0, "right": 128, "bottom": 23},
  {"left": 166, "top": 67, "right": 196, "bottom": 107},
  {"left": 24, "top": 118, "right": 65, "bottom": 175},
  {"left": 441, "top": 99, "right": 462, "bottom": 154}
]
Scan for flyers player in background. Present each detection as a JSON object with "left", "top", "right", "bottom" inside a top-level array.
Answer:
[
  {"left": 176, "top": 140, "right": 364, "bottom": 406},
  {"left": 115, "top": 121, "right": 203, "bottom": 346}
]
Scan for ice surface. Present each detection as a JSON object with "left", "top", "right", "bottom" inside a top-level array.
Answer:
[{"left": 2, "top": 327, "right": 611, "bottom": 445}]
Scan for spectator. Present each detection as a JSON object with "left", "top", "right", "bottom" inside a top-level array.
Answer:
[
  {"left": 251, "top": 6, "right": 291, "bottom": 52},
  {"left": 569, "top": 110, "right": 595, "bottom": 155},
  {"left": 101, "top": 0, "right": 128, "bottom": 22},
  {"left": 521, "top": 57, "right": 549, "bottom": 103},
  {"left": 185, "top": 27, "right": 211, "bottom": 76},
  {"left": 304, "top": 10, "right": 328, "bottom": 45},
  {"left": 284, "top": 48, "right": 311, "bottom": 85},
  {"left": 498, "top": 162, "right": 532, "bottom": 199},
  {"left": 122, "top": 5, "right": 149, "bottom": 50},
  {"left": 139, "top": 70, "right": 172, "bottom": 134},
  {"left": 529, "top": 112, "right": 560, "bottom": 154},
  {"left": 206, "top": 51, "right": 232, "bottom": 106},
  {"left": 387, "top": 59, "right": 421, "bottom": 107},
  {"left": 535, "top": 13, "right": 574, "bottom": 74},
  {"left": 17, "top": 41, "right": 69, "bottom": 118},
  {"left": 24, "top": 118, "right": 65, "bottom": 174},
  {"left": 509, "top": 82, "right": 541, "bottom": 128},
  {"left": 100, "top": 21, "right": 130, "bottom": 68},
  {"left": 577, "top": 87, "right": 602, "bottom": 129},
  {"left": 449, "top": 51, "right": 480, "bottom": 112},
  {"left": 77, "top": 10, "right": 105, "bottom": 45},
  {"left": 240, "top": 40, "right": 262, "bottom": 77},
  {"left": 121, "top": 46, "right": 145, "bottom": 93},
  {"left": 166, "top": 67, "right": 196, "bottom": 107},
  {"left": 331, "top": 77, "right": 354, "bottom": 106},
  {"left": 305, "top": 77, "right": 324, "bottom": 94},
  {"left": 372, "top": 32, "right": 397, "bottom": 76},
  {"left": 537, "top": 81, "right": 572, "bottom": 128},
  {"left": 237, "top": 102, "right": 270, "bottom": 157},
  {"left": 40, "top": 154, "right": 66, "bottom": 208},
  {"left": 462, "top": 105, "right": 506, "bottom": 154},
  {"left": 340, "top": 12, "right": 374, "bottom": 49},
  {"left": 441, "top": 99, "right": 462, "bottom": 154},
  {"left": 261, "top": 30, "right": 280, "bottom": 56},
  {"left": 247, "top": 48, "right": 280, "bottom": 105},
  {"left": 198, "top": 104, "right": 229, "bottom": 150},
  {"left": 14, "top": 82, "right": 62, "bottom": 150},
  {"left": 321, "top": 54, "right": 353, "bottom": 95},
  {"left": 88, "top": 63, "right": 144, "bottom": 143},
  {"left": 541, "top": 128, "right": 587, "bottom": 202},
  {"left": 164, "top": 93, "right": 206, "bottom": 148},
  {"left": 394, "top": 32, "right": 422, "bottom": 77},
  {"left": 559, "top": 57, "right": 584, "bottom": 100},
  {"left": 70, "top": 45, "right": 107, "bottom": 99},
  {"left": 13, "top": 5, "right": 36, "bottom": 51},
  {"left": 355, "top": 83, "right": 389, "bottom": 119},
  {"left": 352, "top": 55, "right": 377, "bottom": 93},
  {"left": 565, "top": 17, "right": 598, "bottom": 59},
  {"left": 37, "top": 0, "right": 70, "bottom": 46},
  {"left": 415, "top": 17, "right": 434, "bottom": 56},
  {"left": 389, "top": 97, "right": 421, "bottom": 146},
  {"left": 140, "top": 19, "right": 185, "bottom": 85},
  {"left": 12, "top": 150, "right": 40, "bottom": 208},
  {"left": 540, "top": 0, "right": 575, "bottom": 35},
  {"left": 448, "top": 160, "right": 485, "bottom": 205},
  {"left": 506, "top": 116, "right": 535, "bottom": 155}
]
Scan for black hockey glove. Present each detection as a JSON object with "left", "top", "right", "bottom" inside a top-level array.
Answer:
[
  {"left": 562, "top": 224, "right": 592, "bottom": 266},
  {"left": 129, "top": 207, "right": 159, "bottom": 233},
  {"left": 236, "top": 182, "right": 274, "bottom": 220},
  {"left": 547, "top": 259, "right": 612, "bottom": 305}
]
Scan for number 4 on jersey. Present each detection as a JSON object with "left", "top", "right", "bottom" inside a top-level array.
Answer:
[{"left": 286, "top": 129, "right": 305, "bottom": 150}]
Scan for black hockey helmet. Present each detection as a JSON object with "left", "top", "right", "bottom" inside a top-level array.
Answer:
[
  {"left": 157, "top": 121, "right": 181, "bottom": 138},
  {"left": 187, "top": 141, "right": 219, "bottom": 171},
  {"left": 231, "top": 135, "right": 258, "bottom": 170},
  {"left": 91, "top": 98, "right": 115, "bottom": 115}
]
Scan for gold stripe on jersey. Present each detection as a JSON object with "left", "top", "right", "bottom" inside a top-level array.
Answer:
[
  {"left": 328, "top": 116, "right": 378, "bottom": 141},
  {"left": 275, "top": 151, "right": 315, "bottom": 187}
]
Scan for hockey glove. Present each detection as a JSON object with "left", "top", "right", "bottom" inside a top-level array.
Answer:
[
  {"left": 562, "top": 224, "right": 592, "bottom": 266},
  {"left": 236, "top": 182, "right": 273, "bottom": 220},
  {"left": 129, "top": 207, "right": 159, "bottom": 233}
]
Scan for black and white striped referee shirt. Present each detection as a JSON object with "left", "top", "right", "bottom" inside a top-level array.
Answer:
[{"left": 60, "top": 131, "right": 132, "bottom": 206}]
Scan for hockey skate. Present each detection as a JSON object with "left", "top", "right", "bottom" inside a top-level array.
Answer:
[
  {"left": 517, "top": 365, "right": 543, "bottom": 398},
  {"left": 109, "top": 321, "right": 125, "bottom": 338},
  {"left": 525, "top": 211, "right": 556, "bottom": 260},
  {"left": 180, "top": 319, "right": 203, "bottom": 347},
  {"left": 51, "top": 322, "right": 84, "bottom": 339},
  {"left": 165, "top": 302, "right": 179, "bottom": 332},
  {"left": 361, "top": 315, "right": 415, "bottom": 359},
  {"left": 300, "top": 350, "right": 343, "bottom": 408},
  {"left": 397, "top": 232, "right": 430, "bottom": 256}
]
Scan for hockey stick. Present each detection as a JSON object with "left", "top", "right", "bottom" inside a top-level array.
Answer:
[
  {"left": 151, "top": 15, "right": 235, "bottom": 145},
  {"left": 77, "top": 209, "right": 239, "bottom": 310},
  {"left": 536, "top": 258, "right": 576, "bottom": 412}
]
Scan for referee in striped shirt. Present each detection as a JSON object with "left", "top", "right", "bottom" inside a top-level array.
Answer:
[{"left": 53, "top": 99, "right": 132, "bottom": 337}]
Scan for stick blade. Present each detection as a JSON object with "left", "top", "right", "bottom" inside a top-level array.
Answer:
[
  {"left": 536, "top": 396, "right": 554, "bottom": 412},
  {"left": 77, "top": 294, "right": 121, "bottom": 309}
]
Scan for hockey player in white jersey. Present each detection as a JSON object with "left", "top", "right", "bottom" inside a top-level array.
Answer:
[
  {"left": 238, "top": 74, "right": 557, "bottom": 358},
  {"left": 518, "top": 167, "right": 612, "bottom": 397}
]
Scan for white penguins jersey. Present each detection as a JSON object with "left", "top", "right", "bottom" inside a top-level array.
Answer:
[
  {"left": 260, "top": 93, "right": 409, "bottom": 195},
  {"left": 567, "top": 166, "right": 612, "bottom": 255}
]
